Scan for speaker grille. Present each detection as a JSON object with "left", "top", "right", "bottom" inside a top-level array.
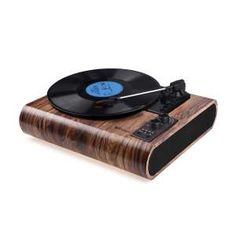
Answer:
[{"left": 148, "top": 104, "right": 216, "bottom": 176}]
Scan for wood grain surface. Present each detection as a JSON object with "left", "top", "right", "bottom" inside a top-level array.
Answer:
[{"left": 19, "top": 95, "right": 216, "bottom": 179}]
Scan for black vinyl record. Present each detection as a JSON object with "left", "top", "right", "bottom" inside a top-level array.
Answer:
[{"left": 47, "top": 68, "right": 161, "bottom": 118}]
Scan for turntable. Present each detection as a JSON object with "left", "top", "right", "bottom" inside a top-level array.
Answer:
[{"left": 20, "top": 69, "right": 217, "bottom": 179}]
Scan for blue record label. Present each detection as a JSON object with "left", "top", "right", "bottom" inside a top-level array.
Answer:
[{"left": 85, "top": 81, "right": 123, "bottom": 97}]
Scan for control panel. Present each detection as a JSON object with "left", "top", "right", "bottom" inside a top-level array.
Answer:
[{"left": 132, "top": 114, "right": 177, "bottom": 142}]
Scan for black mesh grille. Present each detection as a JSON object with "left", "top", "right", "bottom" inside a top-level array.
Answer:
[{"left": 148, "top": 104, "right": 216, "bottom": 176}]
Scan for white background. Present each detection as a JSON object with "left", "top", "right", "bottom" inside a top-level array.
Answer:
[{"left": 0, "top": 1, "right": 235, "bottom": 235}]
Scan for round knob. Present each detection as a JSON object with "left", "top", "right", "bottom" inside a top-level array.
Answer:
[
  {"left": 159, "top": 114, "right": 170, "bottom": 123},
  {"left": 150, "top": 122, "right": 159, "bottom": 129}
]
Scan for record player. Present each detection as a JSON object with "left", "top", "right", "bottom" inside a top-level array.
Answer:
[{"left": 20, "top": 69, "right": 217, "bottom": 179}]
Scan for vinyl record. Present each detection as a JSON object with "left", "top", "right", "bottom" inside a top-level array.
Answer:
[{"left": 47, "top": 68, "right": 161, "bottom": 118}]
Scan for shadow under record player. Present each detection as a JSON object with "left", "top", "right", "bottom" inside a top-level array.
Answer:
[{"left": 20, "top": 69, "right": 217, "bottom": 179}]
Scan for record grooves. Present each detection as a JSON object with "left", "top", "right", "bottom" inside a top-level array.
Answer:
[{"left": 47, "top": 69, "right": 161, "bottom": 118}]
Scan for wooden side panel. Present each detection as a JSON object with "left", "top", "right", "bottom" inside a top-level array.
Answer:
[{"left": 19, "top": 97, "right": 152, "bottom": 177}]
